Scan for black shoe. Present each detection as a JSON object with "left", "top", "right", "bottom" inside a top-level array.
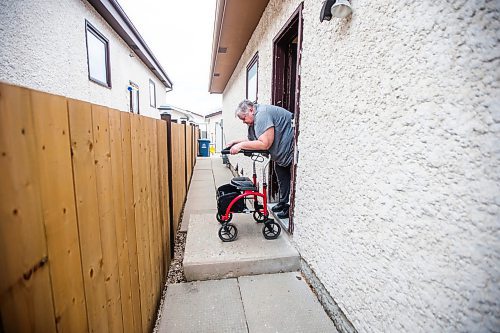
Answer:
[
  {"left": 277, "top": 208, "right": 289, "bottom": 219},
  {"left": 271, "top": 202, "right": 287, "bottom": 212}
]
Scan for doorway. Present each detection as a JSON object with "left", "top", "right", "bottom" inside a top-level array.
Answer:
[
  {"left": 215, "top": 121, "right": 223, "bottom": 152},
  {"left": 271, "top": 3, "right": 303, "bottom": 233}
]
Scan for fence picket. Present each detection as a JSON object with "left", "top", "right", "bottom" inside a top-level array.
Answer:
[
  {"left": 68, "top": 99, "right": 109, "bottom": 332},
  {"left": 30, "top": 91, "right": 88, "bottom": 332},
  {"left": 157, "top": 121, "right": 171, "bottom": 277},
  {"left": 120, "top": 112, "right": 143, "bottom": 333},
  {"left": 109, "top": 109, "right": 135, "bottom": 333},
  {"left": 130, "top": 114, "right": 149, "bottom": 333},
  {"left": 145, "top": 118, "right": 157, "bottom": 324},
  {"left": 91, "top": 105, "right": 124, "bottom": 333},
  {"left": 186, "top": 124, "right": 193, "bottom": 186},
  {"left": 0, "top": 83, "right": 57, "bottom": 333},
  {"left": 148, "top": 119, "right": 162, "bottom": 298}
]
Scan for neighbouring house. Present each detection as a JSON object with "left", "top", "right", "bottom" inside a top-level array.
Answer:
[
  {"left": 205, "top": 110, "right": 224, "bottom": 152},
  {"left": 209, "top": 1, "right": 500, "bottom": 332},
  {"left": 158, "top": 104, "right": 205, "bottom": 124},
  {"left": 0, "top": 0, "right": 172, "bottom": 119},
  {"left": 158, "top": 104, "right": 206, "bottom": 139}
]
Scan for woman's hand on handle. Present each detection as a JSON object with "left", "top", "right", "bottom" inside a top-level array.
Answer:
[{"left": 230, "top": 143, "right": 242, "bottom": 154}]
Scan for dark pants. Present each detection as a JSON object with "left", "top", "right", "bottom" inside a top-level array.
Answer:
[{"left": 274, "top": 163, "right": 291, "bottom": 205}]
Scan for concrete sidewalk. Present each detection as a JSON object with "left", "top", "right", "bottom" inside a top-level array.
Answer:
[
  {"left": 158, "top": 156, "right": 337, "bottom": 332},
  {"left": 158, "top": 272, "right": 336, "bottom": 333}
]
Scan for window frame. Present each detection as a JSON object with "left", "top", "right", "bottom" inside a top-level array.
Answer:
[
  {"left": 246, "top": 52, "right": 259, "bottom": 103},
  {"left": 149, "top": 79, "right": 156, "bottom": 108},
  {"left": 85, "top": 20, "right": 111, "bottom": 88},
  {"left": 129, "top": 81, "right": 140, "bottom": 114}
]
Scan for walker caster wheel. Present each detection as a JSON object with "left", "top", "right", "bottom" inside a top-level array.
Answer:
[
  {"left": 262, "top": 221, "right": 281, "bottom": 240},
  {"left": 216, "top": 213, "right": 233, "bottom": 224},
  {"left": 218, "top": 223, "right": 238, "bottom": 242},
  {"left": 253, "top": 211, "right": 268, "bottom": 223}
]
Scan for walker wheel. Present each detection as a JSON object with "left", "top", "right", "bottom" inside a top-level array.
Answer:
[
  {"left": 218, "top": 223, "right": 238, "bottom": 242},
  {"left": 216, "top": 213, "right": 233, "bottom": 224},
  {"left": 262, "top": 221, "right": 281, "bottom": 240},
  {"left": 253, "top": 211, "right": 268, "bottom": 223}
]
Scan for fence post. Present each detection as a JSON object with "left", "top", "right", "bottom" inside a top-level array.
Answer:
[
  {"left": 182, "top": 120, "right": 188, "bottom": 189},
  {"left": 191, "top": 124, "right": 194, "bottom": 169},
  {"left": 160, "top": 112, "right": 175, "bottom": 258}
]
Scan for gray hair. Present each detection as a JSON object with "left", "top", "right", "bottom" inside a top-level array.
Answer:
[{"left": 235, "top": 99, "right": 254, "bottom": 118}]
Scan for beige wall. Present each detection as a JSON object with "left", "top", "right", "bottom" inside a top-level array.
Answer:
[{"left": 221, "top": 0, "right": 500, "bottom": 332}]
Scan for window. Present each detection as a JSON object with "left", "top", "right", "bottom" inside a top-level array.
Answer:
[
  {"left": 129, "top": 82, "right": 139, "bottom": 114},
  {"left": 246, "top": 52, "right": 258, "bottom": 102},
  {"left": 85, "top": 21, "right": 111, "bottom": 87},
  {"left": 149, "top": 79, "right": 156, "bottom": 107}
]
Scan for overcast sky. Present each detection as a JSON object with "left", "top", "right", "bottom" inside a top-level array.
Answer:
[{"left": 117, "top": 0, "right": 222, "bottom": 116}]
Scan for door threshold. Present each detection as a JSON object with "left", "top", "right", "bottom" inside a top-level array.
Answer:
[{"left": 268, "top": 203, "right": 290, "bottom": 232}]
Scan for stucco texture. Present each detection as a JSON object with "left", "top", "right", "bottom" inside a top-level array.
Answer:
[
  {"left": 0, "top": 0, "right": 165, "bottom": 118},
  {"left": 222, "top": 0, "right": 500, "bottom": 332}
]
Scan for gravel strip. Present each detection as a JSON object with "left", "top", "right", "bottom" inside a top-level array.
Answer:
[
  {"left": 153, "top": 223, "right": 187, "bottom": 333},
  {"left": 166, "top": 230, "right": 187, "bottom": 284}
]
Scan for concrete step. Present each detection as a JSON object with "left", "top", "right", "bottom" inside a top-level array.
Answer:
[
  {"left": 183, "top": 213, "right": 300, "bottom": 281},
  {"left": 158, "top": 272, "right": 337, "bottom": 333},
  {"left": 179, "top": 157, "right": 231, "bottom": 233}
]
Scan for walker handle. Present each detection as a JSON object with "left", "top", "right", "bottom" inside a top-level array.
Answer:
[{"left": 221, "top": 145, "right": 269, "bottom": 156}]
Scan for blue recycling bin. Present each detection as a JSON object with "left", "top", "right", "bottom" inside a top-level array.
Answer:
[{"left": 198, "top": 139, "right": 211, "bottom": 157}]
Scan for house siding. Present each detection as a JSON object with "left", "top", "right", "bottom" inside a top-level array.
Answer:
[
  {"left": 0, "top": 0, "right": 166, "bottom": 119},
  {"left": 222, "top": 0, "right": 500, "bottom": 332}
]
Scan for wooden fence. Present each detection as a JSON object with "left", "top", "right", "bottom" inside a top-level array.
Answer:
[{"left": 0, "top": 83, "right": 198, "bottom": 332}]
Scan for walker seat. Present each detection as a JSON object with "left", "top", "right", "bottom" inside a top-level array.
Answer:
[
  {"left": 216, "top": 184, "right": 246, "bottom": 215},
  {"left": 231, "top": 177, "right": 257, "bottom": 191}
]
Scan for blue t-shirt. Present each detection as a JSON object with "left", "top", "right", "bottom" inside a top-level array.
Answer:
[{"left": 247, "top": 104, "right": 293, "bottom": 167}]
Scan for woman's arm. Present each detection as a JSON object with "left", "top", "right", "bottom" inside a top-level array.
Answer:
[
  {"left": 230, "top": 127, "right": 274, "bottom": 154},
  {"left": 226, "top": 138, "right": 247, "bottom": 147}
]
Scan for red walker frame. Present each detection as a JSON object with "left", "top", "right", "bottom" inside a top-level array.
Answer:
[
  {"left": 219, "top": 170, "right": 269, "bottom": 222},
  {"left": 217, "top": 148, "right": 281, "bottom": 241}
]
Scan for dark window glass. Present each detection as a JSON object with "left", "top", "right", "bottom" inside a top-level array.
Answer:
[{"left": 246, "top": 53, "right": 258, "bottom": 103}]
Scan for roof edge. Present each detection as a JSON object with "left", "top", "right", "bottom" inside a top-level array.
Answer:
[
  {"left": 208, "top": 0, "right": 226, "bottom": 93},
  {"left": 88, "top": 0, "right": 173, "bottom": 89},
  {"left": 205, "top": 110, "right": 223, "bottom": 118}
]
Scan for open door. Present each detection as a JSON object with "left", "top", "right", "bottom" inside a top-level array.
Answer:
[
  {"left": 271, "top": 3, "right": 303, "bottom": 233},
  {"left": 215, "top": 121, "right": 223, "bottom": 152}
]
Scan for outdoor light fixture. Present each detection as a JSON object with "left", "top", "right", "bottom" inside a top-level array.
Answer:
[{"left": 320, "top": 0, "right": 352, "bottom": 22}]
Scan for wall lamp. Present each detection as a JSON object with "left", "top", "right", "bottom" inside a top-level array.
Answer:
[{"left": 320, "top": 0, "right": 352, "bottom": 22}]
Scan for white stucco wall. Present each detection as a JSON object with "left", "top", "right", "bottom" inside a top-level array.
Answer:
[
  {"left": 0, "top": 0, "right": 167, "bottom": 119},
  {"left": 222, "top": 0, "right": 500, "bottom": 332}
]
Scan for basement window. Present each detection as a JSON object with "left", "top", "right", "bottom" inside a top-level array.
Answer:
[
  {"left": 85, "top": 21, "right": 111, "bottom": 87},
  {"left": 246, "top": 52, "right": 258, "bottom": 103}
]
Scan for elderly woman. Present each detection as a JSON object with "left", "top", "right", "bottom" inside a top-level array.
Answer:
[{"left": 227, "top": 99, "right": 294, "bottom": 218}]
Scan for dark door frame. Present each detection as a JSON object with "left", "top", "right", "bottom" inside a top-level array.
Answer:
[{"left": 271, "top": 2, "right": 303, "bottom": 234}]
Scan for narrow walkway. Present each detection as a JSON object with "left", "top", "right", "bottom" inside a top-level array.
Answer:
[{"left": 158, "top": 157, "right": 337, "bottom": 332}]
